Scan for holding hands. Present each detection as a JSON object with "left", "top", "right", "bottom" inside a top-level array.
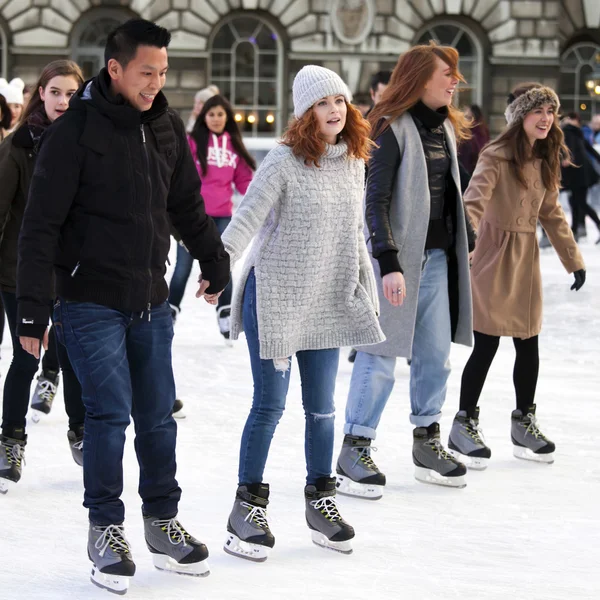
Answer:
[
  {"left": 196, "top": 276, "right": 222, "bottom": 305},
  {"left": 382, "top": 272, "right": 406, "bottom": 307}
]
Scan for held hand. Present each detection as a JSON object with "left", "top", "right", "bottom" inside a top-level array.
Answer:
[
  {"left": 382, "top": 272, "right": 406, "bottom": 307},
  {"left": 571, "top": 269, "right": 586, "bottom": 291},
  {"left": 20, "top": 329, "right": 49, "bottom": 360},
  {"left": 196, "top": 276, "right": 222, "bottom": 305}
]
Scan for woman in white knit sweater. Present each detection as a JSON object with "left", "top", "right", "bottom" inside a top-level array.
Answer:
[{"left": 221, "top": 66, "right": 384, "bottom": 561}]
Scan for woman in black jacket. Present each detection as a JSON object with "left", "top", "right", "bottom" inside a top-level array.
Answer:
[
  {"left": 561, "top": 112, "right": 600, "bottom": 243},
  {"left": 0, "top": 60, "right": 86, "bottom": 493}
]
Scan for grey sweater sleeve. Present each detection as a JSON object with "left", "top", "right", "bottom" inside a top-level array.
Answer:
[{"left": 221, "top": 146, "right": 285, "bottom": 268}]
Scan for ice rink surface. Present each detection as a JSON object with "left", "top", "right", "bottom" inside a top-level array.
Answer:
[{"left": 0, "top": 235, "right": 598, "bottom": 600}]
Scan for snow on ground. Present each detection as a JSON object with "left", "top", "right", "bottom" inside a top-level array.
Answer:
[{"left": 1, "top": 235, "right": 599, "bottom": 600}]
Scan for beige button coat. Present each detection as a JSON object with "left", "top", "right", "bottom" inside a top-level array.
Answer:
[{"left": 464, "top": 144, "right": 585, "bottom": 339}]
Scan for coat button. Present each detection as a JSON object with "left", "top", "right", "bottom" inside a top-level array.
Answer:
[
  {"left": 534, "top": 180, "right": 542, "bottom": 189},
  {"left": 520, "top": 198, "right": 526, "bottom": 207},
  {"left": 531, "top": 201, "right": 538, "bottom": 210},
  {"left": 529, "top": 216, "right": 537, "bottom": 226},
  {"left": 517, "top": 217, "right": 524, "bottom": 225}
]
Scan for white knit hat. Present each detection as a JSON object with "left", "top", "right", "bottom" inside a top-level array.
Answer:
[
  {"left": 194, "top": 85, "right": 219, "bottom": 104},
  {"left": 292, "top": 65, "right": 352, "bottom": 119},
  {"left": 0, "top": 77, "right": 25, "bottom": 105}
]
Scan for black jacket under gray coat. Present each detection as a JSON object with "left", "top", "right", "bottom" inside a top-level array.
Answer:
[{"left": 17, "top": 69, "right": 229, "bottom": 338}]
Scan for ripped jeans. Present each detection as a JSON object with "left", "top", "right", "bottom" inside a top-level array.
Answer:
[{"left": 238, "top": 269, "right": 340, "bottom": 485}]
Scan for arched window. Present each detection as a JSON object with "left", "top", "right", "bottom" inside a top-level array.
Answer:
[
  {"left": 415, "top": 22, "right": 483, "bottom": 107},
  {"left": 0, "top": 25, "right": 7, "bottom": 78},
  {"left": 560, "top": 43, "right": 600, "bottom": 121},
  {"left": 210, "top": 15, "right": 283, "bottom": 137},
  {"left": 71, "top": 11, "right": 133, "bottom": 79}
]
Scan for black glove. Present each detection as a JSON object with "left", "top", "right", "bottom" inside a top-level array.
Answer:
[{"left": 571, "top": 269, "right": 586, "bottom": 291}]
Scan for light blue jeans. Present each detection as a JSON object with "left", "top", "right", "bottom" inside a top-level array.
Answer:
[{"left": 344, "top": 249, "right": 451, "bottom": 437}]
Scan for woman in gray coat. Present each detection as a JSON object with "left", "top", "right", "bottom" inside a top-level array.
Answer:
[{"left": 335, "top": 42, "right": 475, "bottom": 497}]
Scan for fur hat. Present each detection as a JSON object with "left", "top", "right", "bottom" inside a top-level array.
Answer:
[
  {"left": 0, "top": 77, "right": 25, "bottom": 105},
  {"left": 504, "top": 86, "right": 560, "bottom": 126},
  {"left": 292, "top": 65, "right": 352, "bottom": 119}
]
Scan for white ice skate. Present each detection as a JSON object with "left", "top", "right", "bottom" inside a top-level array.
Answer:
[
  {"left": 90, "top": 565, "right": 131, "bottom": 595},
  {"left": 310, "top": 530, "right": 353, "bottom": 555},
  {"left": 335, "top": 474, "right": 383, "bottom": 500},
  {"left": 223, "top": 532, "right": 271, "bottom": 562}
]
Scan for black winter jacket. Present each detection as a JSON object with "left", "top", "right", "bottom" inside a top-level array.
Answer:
[
  {"left": 561, "top": 123, "right": 600, "bottom": 190},
  {"left": 17, "top": 70, "right": 229, "bottom": 338}
]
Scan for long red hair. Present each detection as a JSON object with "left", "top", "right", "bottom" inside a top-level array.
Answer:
[
  {"left": 369, "top": 41, "right": 471, "bottom": 142},
  {"left": 281, "top": 101, "right": 375, "bottom": 168}
]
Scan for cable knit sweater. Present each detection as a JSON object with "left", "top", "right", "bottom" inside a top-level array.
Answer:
[{"left": 222, "top": 141, "right": 385, "bottom": 359}]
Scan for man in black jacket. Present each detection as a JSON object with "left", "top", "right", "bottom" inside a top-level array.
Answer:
[{"left": 17, "top": 19, "right": 228, "bottom": 592}]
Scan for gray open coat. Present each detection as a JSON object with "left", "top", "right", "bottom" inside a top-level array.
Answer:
[{"left": 357, "top": 113, "right": 473, "bottom": 358}]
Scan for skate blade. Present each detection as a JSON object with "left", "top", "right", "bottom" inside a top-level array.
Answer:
[
  {"left": 414, "top": 466, "right": 467, "bottom": 488},
  {"left": 336, "top": 475, "right": 383, "bottom": 500},
  {"left": 29, "top": 409, "right": 45, "bottom": 424},
  {"left": 513, "top": 446, "right": 554, "bottom": 464},
  {"left": 448, "top": 449, "right": 489, "bottom": 471},
  {"left": 311, "top": 531, "right": 353, "bottom": 555},
  {"left": 152, "top": 553, "right": 210, "bottom": 577},
  {"left": 172, "top": 410, "right": 186, "bottom": 420},
  {"left": 0, "top": 478, "right": 15, "bottom": 494},
  {"left": 90, "top": 565, "right": 131, "bottom": 595},
  {"left": 223, "top": 533, "right": 270, "bottom": 562}
]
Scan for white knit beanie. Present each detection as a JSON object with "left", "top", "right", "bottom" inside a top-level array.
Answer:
[
  {"left": 292, "top": 65, "right": 352, "bottom": 119},
  {"left": 0, "top": 78, "right": 25, "bottom": 105}
]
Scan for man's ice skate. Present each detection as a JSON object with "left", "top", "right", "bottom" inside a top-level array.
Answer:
[
  {"left": 67, "top": 425, "right": 84, "bottom": 467},
  {"left": 217, "top": 306, "right": 233, "bottom": 345},
  {"left": 413, "top": 423, "right": 467, "bottom": 488},
  {"left": 172, "top": 399, "right": 185, "bottom": 419},
  {"left": 511, "top": 405, "right": 555, "bottom": 463},
  {"left": 224, "top": 483, "right": 274, "bottom": 562},
  {"left": 305, "top": 477, "right": 354, "bottom": 554},
  {"left": 0, "top": 432, "right": 26, "bottom": 494},
  {"left": 88, "top": 524, "right": 136, "bottom": 595},
  {"left": 336, "top": 435, "right": 386, "bottom": 500},
  {"left": 30, "top": 369, "right": 59, "bottom": 423},
  {"left": 144, "top": 516, "right": 210, "bottom": 576},
  {"left": 447, "top": 408, "right": 491, "bottom": 470}
]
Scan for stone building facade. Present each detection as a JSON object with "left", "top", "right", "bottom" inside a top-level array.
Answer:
[{"left": 0, "top": 0, "right": 599, "bottom": 135}]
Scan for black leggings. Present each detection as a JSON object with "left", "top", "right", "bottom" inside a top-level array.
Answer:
[
  {"left": 459, "top": 331, "right": 539, "bottom": 415},
  {"left": 1, "top": 291, "right": 85, "bottom": 435},
  {"left": 569, "top": 188, "right": 600, "bottom": 232}
]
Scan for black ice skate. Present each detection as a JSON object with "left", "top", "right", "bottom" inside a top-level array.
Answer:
[
  {"left": 305, "top": 477, "right": 355, "bottom": 554},
  {"left": 224, "top": 483, "right": 274, "bottom": 562},
  {"left": 30, "top": 369, "right": 59, "bottom": 423},
  {"left": 88, "top": 524, "right": 136, "bottom": 595},
  {"left": 511, "top": 405, "right": 555, "bottom": 463},
  {"left": 336, "top": 435, "right": 386, "bottom": 500},
  {"left": 0, "top": 432, "right": 26, "bottom": 494},
  {"left": 67, "top": 424, "right": 84, "bottom": 467},
  {"left": 144, "top": 516, "right": 210, "bottom": 576}
]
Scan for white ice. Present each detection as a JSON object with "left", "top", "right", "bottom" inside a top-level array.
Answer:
[{"left": 1, "top": 234, "right": 599, "bottom": 600}]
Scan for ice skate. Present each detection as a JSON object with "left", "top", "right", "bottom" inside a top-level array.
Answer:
[
  {"left": 447, "top": 408, "right": 491, "bottom": 470},
  {"left": 88, "top": 524, "right": 136, "bottom": 595},
  {"left": 305, "top": 477, "right": 354, "bottom": 555},
  {"left": 67, "top": 425, "right": 84, "bottom": 467},
  {"left": 224, "top": 483, "right": 274, "bottom": 562},
  {"left": 413, "top": 423, "right": 467, "bottom": 488},
  {"left": 144, "top": 516, "right": 210, "bottom": 576},
  {"left": 511, "top": 405, "right": 555, "bottom": 464},
  {"left": 336, "top": 435, "right": 386, "bottom": 500},
  {"left": 30, "top": 370, "right": 59, "bottom": 423},
  {"left": 0, "top": 432, "right": 26, "bottom": 494},
  {"left": 172, "top": 399, "right": 186, "bottom": 419},
  {"left": 217, "top": 306, "right": 233, "bottom": 345}
]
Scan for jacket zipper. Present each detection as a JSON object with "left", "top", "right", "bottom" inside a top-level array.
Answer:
[{"left": 141, "top": 124, "right": 153, "bottom": 322}]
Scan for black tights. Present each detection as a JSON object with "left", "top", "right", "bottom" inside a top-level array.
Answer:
[{"left": 459, "top": 331, "right": 539, "bottom": 415}]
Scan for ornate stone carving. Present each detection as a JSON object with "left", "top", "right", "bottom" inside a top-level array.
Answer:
[{"left": 330, "top": 0, "right": 374, "bottom": 45}]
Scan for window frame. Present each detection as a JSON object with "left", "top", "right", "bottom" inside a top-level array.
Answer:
[{"left": 560, "top": 42, "right": 600, "bottom": 117}]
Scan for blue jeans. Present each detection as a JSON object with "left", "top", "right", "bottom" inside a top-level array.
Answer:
[
  {"left": 54, "top": 299, "right": 181, "bottom": 525},
  {"left": 238, "top": 270, "right": 340, "bottom": 485},
  {"left": 345, "top": 249, "right": 452, "bottom": 436},
  {"left": 168, "top": 216, "right": 232, "bottom": 311}
]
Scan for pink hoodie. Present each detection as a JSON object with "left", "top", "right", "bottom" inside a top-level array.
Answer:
[{"left": 188, "top": 131, "right": 254, "bottom": 217}]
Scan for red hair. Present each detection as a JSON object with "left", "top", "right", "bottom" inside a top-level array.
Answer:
[
  {"left": 281, "top": 101, "right": 375, "bottom": 168},
  {"left": 369, "top": 41, "right": 471, "bottom": 142}
]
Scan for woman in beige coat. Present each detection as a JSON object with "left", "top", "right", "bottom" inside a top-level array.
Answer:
[{"left": 447, "top": 83, "right": 586, "bottom": 469}]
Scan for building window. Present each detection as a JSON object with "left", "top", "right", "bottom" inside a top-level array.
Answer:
[
  {"left": 0, "top": 25, "right": 7, "bottom": 79},
  {"left": 560, "top": 43, "right": 600, "bottom": 121},
  {"left": 210, "top": 15, "right": 282, "bottom": 137},
  {"left": 415, "top": 22, "right": 483, "bottom": 107},
  {"left": 72, "top": 12, "right": 131, "bottom": 79}
]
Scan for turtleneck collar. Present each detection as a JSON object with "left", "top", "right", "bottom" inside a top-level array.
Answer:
[
  {"left": 324, "top": 139, "right": 348, "bottom": 159},
  {"left": 409, "top": 101, "right": 448, "bottom": 130}
]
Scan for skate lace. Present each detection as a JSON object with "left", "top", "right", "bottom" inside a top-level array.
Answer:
[
  {"left": 72, "top": 440, "right": 84, "bottom": 451},
  {"left": 353, "top": 445, "right": 378, "bottom": 470},
  {"left": 5, "top": 442, "right": 25, "bottom": 468},
  {"left": 37, "top": 379, "right": 57, "bottom": 403},
  {"left": 524, "top": 414, "right": 548, "bottom": 440},
  {"left": 152, "top": 518, "right": 192, "bottom": 546},
  {"left": 310, "top": 496, "right": 342, "bottom": 523},
  {"left": 241, "top": 502, "right": 269, "bottom": 529},
  {"left": 94, "top": 525, "right": 131, "bottom": 557},
  {"left": 465, "top": 420, "right": 486, "bottom": 445},
  {"left": 427, "top": 438, "right": 454, "bottom": 461}
]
